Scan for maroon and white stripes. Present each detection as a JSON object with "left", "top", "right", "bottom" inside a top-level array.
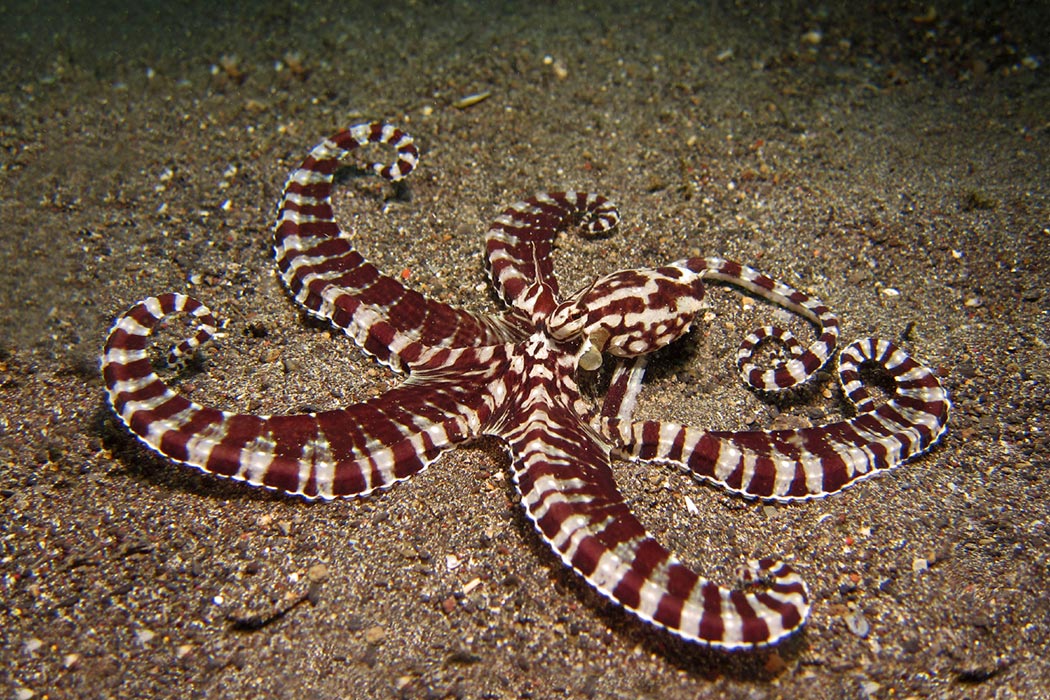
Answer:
[
  {"left": 502, "top": 340, "right": 809, "bottom": 648},
  {"left": 606, "top": 337, "right": 950, "bottom": 501},
  {"left": 687, "top": 256, "right": 841, "bottom": 392},
  {"left": 274, "top": 123, "right": 522, "bottom": 374},
  {"left": 102, "top": 122, "right": 950, "bottom": 651},
  {"left": 485, "top": 191, "right": 619, "bottom": 318},
  {"left": 509, "top": 420, "right": 810, "bottom": 648},
  {"left": 101, "top": 294, "right": 513, "bottom": 499},
  {"left": 735, "top": 325, "right": 806, "bottom": 379},
  {"left": 547, "top": 264, "right": 708, "bottom": 366}
]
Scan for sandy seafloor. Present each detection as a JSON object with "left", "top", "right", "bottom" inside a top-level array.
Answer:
[{"left": 2, "top": 1, "right": 1048, "bottom": 698}]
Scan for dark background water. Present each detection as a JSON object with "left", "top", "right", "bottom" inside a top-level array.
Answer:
[{"left": 3, "top": 1, "right": 1047, "bottom": 89}]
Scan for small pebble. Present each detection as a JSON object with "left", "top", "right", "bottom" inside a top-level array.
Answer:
[
  {"left": 452, "top": 91, "right": 491, "bottom": 110},
  {"left": 912, "top": 557, "right": 928, "bottom": 572},
  {"left": 846, "top": 610, "right": 870, "bottom": 638},
  {"left": 543, "top": 55, "right": 569, "bottom": 79},
  {"left": 684, "top": 495, "right": 699, "bottom": 515},
  {"left": 364, "top": 625, "right": 386, "bottom": 644},
  {"left": 135, "top": 628, "right": 156, "bottom": 644},
  {"left": 307, "top": 563, "right": 329, "bottom": 583},
  {"left": 801, "top": 30, "right": 823, "bottom": 45},
  {"left": 859, "top": 679, "right": 882, "bottom": 698},
  {"left": 763, "top": 650, "right": 786, "bottom": 673}
]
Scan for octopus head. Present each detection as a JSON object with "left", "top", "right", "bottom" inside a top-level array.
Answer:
[{"left": 547, "top": 265, "right": 706, "bottom": 370}]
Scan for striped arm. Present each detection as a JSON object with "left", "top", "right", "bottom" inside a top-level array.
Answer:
[
  {"left": 598, "top": 356, "right": 649, "bottom": 424},
  {"left": 504, "top": 409, "right": 809, "bottom": 649},
  {"left": 275, "top": 123, "right": 521, "bottom": 374},
  {"left": 684, "top": 257, "right": 840, "bottom": 392},
  {"left": 101, "top": 294, "right": 502, "bottom": 499},
  {"left": 607, "top": 338, "right": 950, "bottom": 501},
  {"left": 735, "top": 325, "right": 806, "bottom": 370},
  {"left": 485, "top": 192, "right": 620, "bottom": 314}
]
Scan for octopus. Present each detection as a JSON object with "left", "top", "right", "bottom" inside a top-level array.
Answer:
[{"left": 101, "top": 123, "right": 949, "bottom": 649}]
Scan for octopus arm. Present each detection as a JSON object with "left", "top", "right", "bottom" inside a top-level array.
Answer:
[
  {"left": 609, "top": 338, "right": 950, "bottom": 501},
  {"left": 102, "top": 293, "right": 497, "bottom": 499},
  {"left": 501, "top": 410, "right": 808, "bottom": 649},
  {"left": 274, "top": 123, "right": 523, "bottom": 375}
]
